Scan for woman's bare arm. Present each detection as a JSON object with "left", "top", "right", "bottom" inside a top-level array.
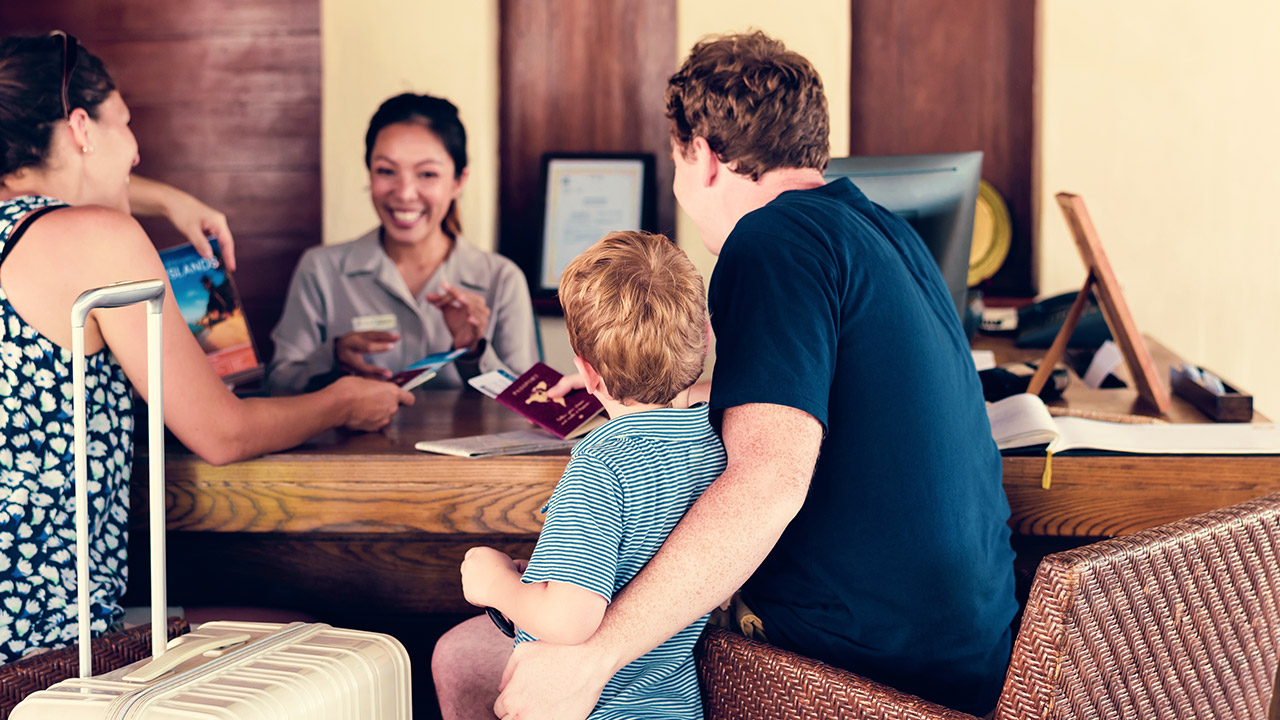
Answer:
[
  {"left": 128, "top": 175, "right": 237, "bottom": 270},
  {"left": 1, "top": 207, "right": 410, "bottom": 464}
]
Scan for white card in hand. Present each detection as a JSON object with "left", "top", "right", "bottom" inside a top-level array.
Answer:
[{"left": 351, "top": 314, "right": 397, "bottom": 332}]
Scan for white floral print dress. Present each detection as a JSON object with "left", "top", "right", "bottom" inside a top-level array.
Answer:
[{"left": 0, "top": 195, "right": 133, "bottom": 663}]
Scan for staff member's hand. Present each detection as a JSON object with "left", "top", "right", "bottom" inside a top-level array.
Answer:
[
  {"left": 335, "top": 330, "right": 399, "bottom": 379},
  {"left": 427, "top": 280, "right": 491, "bottom": 353}
]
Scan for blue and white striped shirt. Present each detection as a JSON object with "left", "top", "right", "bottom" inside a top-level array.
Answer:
[{"left": 516, "top": 403, "right": 726, "bottom": 720}]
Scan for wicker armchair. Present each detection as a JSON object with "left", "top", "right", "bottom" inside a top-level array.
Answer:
[
  {"left": 696, "top": 492, "right": 1280, "bottom": 719},
  {"left": 0, "top": 616, "right": 188, "bottom": 719}
]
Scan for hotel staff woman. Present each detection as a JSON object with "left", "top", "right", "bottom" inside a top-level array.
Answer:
[
  {"left": 266, "top": 94, "right": 538, "bottom": 394},
  {"left": 0, "top": 32, "right": 412, "bottom": 662}
]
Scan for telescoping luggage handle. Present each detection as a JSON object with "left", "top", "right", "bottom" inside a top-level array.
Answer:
[{"left": 71, "top": 279, "right": 166, "bottom": 679}]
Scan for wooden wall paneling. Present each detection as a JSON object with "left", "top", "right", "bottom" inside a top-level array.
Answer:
[
  {"left": 126, "top": 103, "right": 322, "bottom": 172},
  {"left": 498, "top": 0, "right": 678, "bottom": 293},
  {"left": 1, "top": 0, "right": 320, "bottom": 41},
  {"left": 850, "top": 0, "right": 1037, "bottom": 297},
  {"left": 89, "top": 37, "right": 320, "bottom": 105},
  {"left": 0, "top": 0, "right": 322, "bottom": 357}
]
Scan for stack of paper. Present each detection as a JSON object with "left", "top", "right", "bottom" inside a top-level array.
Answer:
[{"left": 414, "top": 429, "right": 577, "bottom": 458}]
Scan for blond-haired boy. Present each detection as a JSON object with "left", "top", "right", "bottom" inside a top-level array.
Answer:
[{"left": 459, "top": 231, "right": 725, "bottom": 720}]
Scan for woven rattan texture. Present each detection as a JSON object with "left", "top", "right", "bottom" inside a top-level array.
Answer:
[
  {"left": 696, "top": 493, "right": 1280, "bottom": 719},
  {"left": 996, "top": 493, "right": 1280, "bottom": 719},
  {"left": 697, "top": 626, "right": 975, "bottom": 719},
  {"left": 0, "top": 616, "right": 189, "bottom": 718}
]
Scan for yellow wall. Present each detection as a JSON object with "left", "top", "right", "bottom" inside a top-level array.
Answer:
[
  {"left": 323, "top": 0, "right": 851, "bottom": 373},
  {"left": 668, "top": 0, "right": 852, "bottom": 380},
  {"left": 1039, "top": 0, "right": 1280, "bottom": 415},
  {"left": 674, "top": 1, "right": 852, "bottom": 285},
  {"left": 324, "top": 4, "right": 1280, "bottom": 414},
  {"left": 321, "top": 0, "right": 498, "bottom": 251}
]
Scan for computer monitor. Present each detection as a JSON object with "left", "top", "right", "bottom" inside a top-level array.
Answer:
[{"left": 823, "top": 151, "right": 982, "bottom": 317}]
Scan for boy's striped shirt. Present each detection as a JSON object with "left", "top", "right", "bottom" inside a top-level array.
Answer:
[{"left": 517, "top": 403, "right": 727, "bottom": 720}]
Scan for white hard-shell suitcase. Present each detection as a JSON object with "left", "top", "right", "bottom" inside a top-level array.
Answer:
[{"left": 12, "top": 281, "right": 411, "bottom": 719}]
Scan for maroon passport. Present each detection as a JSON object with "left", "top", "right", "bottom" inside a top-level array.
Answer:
[{"left": 495, "top": 362, "right": 605, "bottom": 439}]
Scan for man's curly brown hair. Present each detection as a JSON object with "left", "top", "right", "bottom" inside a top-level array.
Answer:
[{"left": 665, "top": 31, "right": 830, "bottom": 180}]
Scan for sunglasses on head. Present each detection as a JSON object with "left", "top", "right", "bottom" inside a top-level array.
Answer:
[{"left": 49, "top": 30, "right": 79, "bottom": 119}]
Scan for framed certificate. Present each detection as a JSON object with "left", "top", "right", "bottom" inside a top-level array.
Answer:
[{"left": 535, "top": 153, "right": 656, "bottom": 309}]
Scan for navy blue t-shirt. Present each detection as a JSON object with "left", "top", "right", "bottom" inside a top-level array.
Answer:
[{"left": 708, "top": 178, "right": 1017, "bottom": 715}]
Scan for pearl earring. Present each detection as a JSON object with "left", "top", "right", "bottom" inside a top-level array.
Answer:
[{"left": 81, "top": 145, "right": 93, "bottom": 154}]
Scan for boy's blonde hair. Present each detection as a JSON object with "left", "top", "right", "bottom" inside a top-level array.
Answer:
[{"left": 559, "top": 232, "right": 707, "bottom": 406}]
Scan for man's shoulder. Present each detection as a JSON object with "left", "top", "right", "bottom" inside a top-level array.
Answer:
[
  {"left": 730, "top": 185, "right": 871, "bottom": 248},
  {"left": 727, "top": 184, "right": 920, "bottom": 278}
]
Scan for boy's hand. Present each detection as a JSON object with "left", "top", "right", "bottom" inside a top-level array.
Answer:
[
  {"left": 546, "top": 373, "right": 585, "bottom": 399},
  {"left": 461, "top": 546, "right": 522, "bottom": 608}
]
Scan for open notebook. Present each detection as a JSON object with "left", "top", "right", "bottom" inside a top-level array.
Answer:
[
  {"left": 988, "top": 393, "right": 1280, "bottom": 455},
  {"left": 988, "top": 393, "right": 1280, "bottom": 489}
]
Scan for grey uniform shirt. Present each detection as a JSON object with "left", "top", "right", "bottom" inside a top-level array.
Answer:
[{"left": 266, "top": 229, "right": 538, "bottom": 393}]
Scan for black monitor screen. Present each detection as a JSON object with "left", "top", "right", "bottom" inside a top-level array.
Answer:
[{"left": 824, "top": 151, "right": 982, "bottom": 317}]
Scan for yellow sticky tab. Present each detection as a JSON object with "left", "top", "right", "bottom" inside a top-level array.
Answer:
[{"left": 1041, "top": 449, "right": 1054, "bottom": 490}]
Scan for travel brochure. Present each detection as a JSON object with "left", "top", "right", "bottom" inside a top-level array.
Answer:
[{"left": 158, "top": 239, "right": 263, "bottom": 385}]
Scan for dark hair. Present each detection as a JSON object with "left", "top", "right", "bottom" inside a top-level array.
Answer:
[
  {"left": 666, "top": 31, "right": 829, "bottom": 180},
  {"left": 0, "top": 33, "right": 116, "bottom": 179},
  {"left": 364, "top": 93, "right": 468, "bottom": 240}
]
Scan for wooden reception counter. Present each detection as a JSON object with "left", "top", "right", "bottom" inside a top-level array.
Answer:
[{"left": 131, "top": 336, "right": 1279, "bottom": 614}]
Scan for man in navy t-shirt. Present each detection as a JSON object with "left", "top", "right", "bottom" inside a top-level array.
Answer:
[
  {"left": 709, "top": 178, "right": 1016, "bottom": 713},
  {"left": 440, "top": 31, "right": 1017, "bottom": 720}
]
